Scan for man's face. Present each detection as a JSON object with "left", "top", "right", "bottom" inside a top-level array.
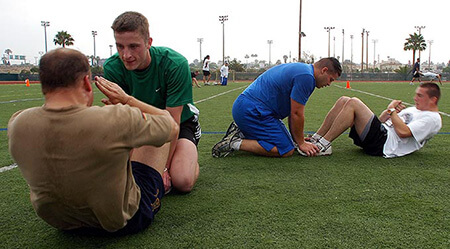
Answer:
[
  {"left": 315, "top": 67, "right": 338, "bottom": 88},
  {"left": 414, "top": 87, "right": 434, "bottom": 111},
  {"left": 114, "top": 31, "right": 152, "bottom": 71}
]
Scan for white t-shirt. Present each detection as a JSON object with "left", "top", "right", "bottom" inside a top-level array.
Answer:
[
  {"left": 202, "top": 59, "right": 210, "bottom": 71},
  {"left": 422, "top": 72, "right": 439, "bottom": 79},
  {"left": 382, "top": 107, "right": 442, "bottom": 158},
  {"left": 220, "top": 65, "right": 229, "bottom": 78}
]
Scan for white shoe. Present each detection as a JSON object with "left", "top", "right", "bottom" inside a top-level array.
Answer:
[{"left": 314, "top": 141, "right": 332, "bottom": 156}]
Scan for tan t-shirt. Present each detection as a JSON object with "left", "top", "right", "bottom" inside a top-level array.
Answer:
[{"left": 8, "top": 104, "right": 172, "bottom": 232}]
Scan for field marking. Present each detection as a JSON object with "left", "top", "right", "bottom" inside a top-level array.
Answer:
[
  {"left": 335, "top": 85, "right": 450, "bottom": 118},
  {"left": 0, "top": 163, "right": 17, "bottom": 173},
  {"left": 193, "top": 85, "right": 248, "bottom": 104}
]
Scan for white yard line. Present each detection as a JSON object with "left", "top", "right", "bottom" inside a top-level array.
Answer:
[
  {"left": 193, "top": 85, "right": 247, "bottom": 104},
  {"left": 0, "top": 163, "right": 17, "bottom": 173}
]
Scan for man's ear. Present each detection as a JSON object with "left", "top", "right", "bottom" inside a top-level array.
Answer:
[
  {"left": 83, "top": 75, "right": 92, "bottom": 92},
  {"left": 321, "top": 67, "right": 329, "bottom": 74},
  {"left": 147, "top": 37, "right": 153, "bottom": 49}
]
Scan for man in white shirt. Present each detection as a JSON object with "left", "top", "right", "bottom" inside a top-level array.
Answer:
[
  {"left": 420, "top": 72, "right": 442, "bottom": 85},
  {"left": 220, "top": 61, "right": 229, "bottom": 86},
  {"left": 305, "top": 82, "right": 442, "bottom": 158}
]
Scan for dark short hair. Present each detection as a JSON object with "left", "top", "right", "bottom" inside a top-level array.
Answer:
[
  {"left": 39, "top": 48, "right": 90, "bottom": 94},
  {"left": 315, "top": 57, "right": 342, "bottom": 77},
  {"left": 111, "top": 11, "right": 150, "bottom": 40},
  {"left": 420, "top": 82, "right": 441, "bottom": 103}
]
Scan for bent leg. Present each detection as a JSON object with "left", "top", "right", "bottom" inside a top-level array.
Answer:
[
  {"left": 131, "top": 143, "right": 171, "bottom": 176},
  {"left": 316, "top": 96, "right": 351, "bottom": 136},
  {"left": 323, "top": 97, "right": 374, "bottom": 142},
  {"left": 239, "top": 139, "right": 294, "bottom": 157},
  {"left": 169, "top": 139, "right": 199, "bottom": 193}
]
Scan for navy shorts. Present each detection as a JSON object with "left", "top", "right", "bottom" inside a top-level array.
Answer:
[
  {"left": 69, "top": 161, "right": 164, "bottom": 236},
  {"left": 179, "top": 114, "right": 201, "bottom": 146},
  {"left": 349, "top": 115, "right": 387, "bottom": 156},
  {"left": 232, "top": 94, "right": 295, "bottom": 156}
]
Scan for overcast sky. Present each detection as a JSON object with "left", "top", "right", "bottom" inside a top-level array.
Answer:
[{"left": 1, "top": 0, "right": 448, "bottom": 66}]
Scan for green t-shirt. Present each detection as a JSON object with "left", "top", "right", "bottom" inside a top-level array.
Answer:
[{"left": 103, "top": 46, "right": 197, "bottom": 123}]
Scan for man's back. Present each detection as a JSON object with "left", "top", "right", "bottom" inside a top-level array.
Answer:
[
  {"left": 8, "top": 104, "right": 172, "bottom": 232},
  {"left": 242, "top": 63, "right": 315, "bottom": 119}
]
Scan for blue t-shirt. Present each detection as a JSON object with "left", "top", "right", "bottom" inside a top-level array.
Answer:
[{"left": 242, "top": 63, "right": 316, "bottom": 119}]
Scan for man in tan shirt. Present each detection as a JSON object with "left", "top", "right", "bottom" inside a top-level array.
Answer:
[{"left": 8, "top": 48, "right": 178, "bottom": 235}]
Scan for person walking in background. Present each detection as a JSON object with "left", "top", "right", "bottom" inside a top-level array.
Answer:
[
  {"left": 410, "top": 58, "right": 421, "bottom": 85},
  {"left": 220, "top": 61, "right": 229, "bottom": 86},
  {"left": 202, "top": 55, "right": 211, "bottom": 86}
]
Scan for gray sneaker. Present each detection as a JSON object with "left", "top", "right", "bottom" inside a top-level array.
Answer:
[
  {"left": 212, "top": 122, "right": 244, "bottom": 158},
  {"left": 212, "top": 134, "right": 242, "bottom": 158}
]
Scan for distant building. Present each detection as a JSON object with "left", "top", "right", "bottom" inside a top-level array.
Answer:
[
  {"left": 379, "top": 57, "right": 402, "bottom": 71},
  {"left": 1, "top": 54, "right": 27, "bottom": 65}
]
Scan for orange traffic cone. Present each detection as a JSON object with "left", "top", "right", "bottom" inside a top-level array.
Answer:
[
  {"left": 25, "top": 79, "right": 30, "bottom": 87},
  {"left": 346, "top": 80, "right": 351, "bottom": 89}
]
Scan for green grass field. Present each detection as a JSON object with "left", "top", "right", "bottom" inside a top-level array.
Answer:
[{"left": 1, "top": 81, "right": 449, "bottom": 248}]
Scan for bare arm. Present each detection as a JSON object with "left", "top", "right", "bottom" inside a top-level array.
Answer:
[
  {"left": 165, "top": 106, "right": 182, "bottom": 168},
  {"left": 95, "top": 76, "right": 178, "bottom": 140},
  {"left": 379, "top": 100, "right": 411, "bottom": 138},
  {"left": 289, "top": 98, "right": 318, "bottom": 156}
]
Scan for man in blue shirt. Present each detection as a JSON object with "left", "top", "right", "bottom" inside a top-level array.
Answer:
[
  {"left": 212, "top": 57, "right": 341, "bottom": 158},
  {"left": 410, "top": 58, "right": 421, "bottom": 85}
]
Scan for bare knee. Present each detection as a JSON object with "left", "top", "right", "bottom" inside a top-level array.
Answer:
[{"left": 281, "top": 149, "right": 295, "bottom": 158}]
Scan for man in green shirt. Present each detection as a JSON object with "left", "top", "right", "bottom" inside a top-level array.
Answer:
[{"left": 103, "top": 11, "right": 200, "bottom": 194}]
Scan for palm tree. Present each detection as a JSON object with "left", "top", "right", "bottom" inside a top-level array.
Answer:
[
  {"left": 403, "top": 32, "right": 426, "bottom": 65},
  {"left": 53, "top": 31, "right": 75, "bottom": 48},
  {"left": 3, "top": 49, "right": 12, "bottom": 65}
]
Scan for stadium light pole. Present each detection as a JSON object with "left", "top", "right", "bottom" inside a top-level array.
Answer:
[
  {"left": 197, "top": 38, "right": 203, "bottom": 64},
  {"left": 109, "top": 45, "right": 113, "bottom": 56},
  {"left": 361, "top": 28, "right": 364, "bottom": 72},
  {"left": 427, "top": 40, "right": 433, "bottom": 69},
  {"left": 267, "top": 40, "right": 273, "bottom": 66},
  {"left": 415, "top": 25, "right": 425, "bottom": 59},
  {"left": 324, "top": 27, "right": 335, "bottom": 57},
  {"left": 365, "top": 30, "right": 369, "bottom": 71},
  {"left": 342, "top": 29, "right": 345, "bottom": 70},
  {"left": 41, "top": 21, "right": 50, "bottom": 53},
  {"left": 92, "top": 31, "right": 97, "bottom": 66},
  {"left": 298, "top": 0, "right": 302, "bottom": 61},
  {"left": 350, "top": 34, "right": 353, "bottom": 79},
  {"left": 219, "top": 15, "right": 228, "bottom": 65},
  {"left": 372, "top": 39, "right": 378, "bottom": 70}
]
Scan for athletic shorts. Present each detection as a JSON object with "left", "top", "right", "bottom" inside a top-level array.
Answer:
[
  {"left": 179, "top": 114, "right": 201, "bottom": 146},
  {"left": 413, "top": 71, "right": 421, "bottom": 78},
  {"left": 349, "top": 115, "right": 387, "bottom": 156},
  {"left": 232, "top": 94, "right": 295, "bottom": 156},
  {"left": 68, "top": 161, "right": 164, "bottom": 236},
  {"left": 203, "top": 70, "right": 210, "bottom": 76}
]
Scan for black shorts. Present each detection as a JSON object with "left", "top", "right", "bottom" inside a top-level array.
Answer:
[
  {"left": 413, "top": 71, "right": 421, "bottom": 78},
  {"left": 179, "top": 114, "right": 201, "bottom": 146},
  {"left": 67, "top": 161, "right": 164, "bottom": 236},
  {"left": 203, "top": 70, "right": 210, "bottom": 76},
  {"left": 349, "top": 116, "right": 387, "bottom": 156}
]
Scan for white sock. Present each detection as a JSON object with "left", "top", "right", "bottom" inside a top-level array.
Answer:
[{"left": 231, "top": 139, "right": 242, "bottom": 150}]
